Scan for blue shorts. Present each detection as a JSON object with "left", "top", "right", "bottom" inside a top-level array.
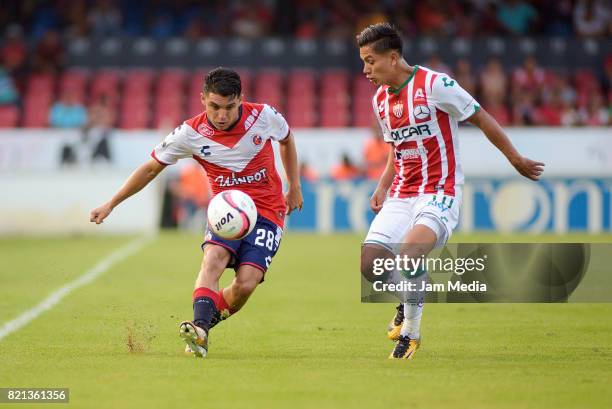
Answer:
[{"left": 202, "top": 215, "right": 283, "bottom": 277}]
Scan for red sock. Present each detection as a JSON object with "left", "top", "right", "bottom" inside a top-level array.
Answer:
[
  {"left": 218, "top": 288, "right": 236, "bottom": 315},
  {"left": 193, "top": 287, "right": 220, "bottom": 308}
]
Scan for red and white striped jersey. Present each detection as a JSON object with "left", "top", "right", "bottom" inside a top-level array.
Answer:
[
  {"left": 372, "top": 65, "right": 480, "bottom": 198},
  {"left": 151, "top": 102, "right": 289, "bottom": 227}
]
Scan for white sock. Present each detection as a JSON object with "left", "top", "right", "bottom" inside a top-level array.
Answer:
[{"left": 400, "top": 301, "right": 423, "bottom": 339}]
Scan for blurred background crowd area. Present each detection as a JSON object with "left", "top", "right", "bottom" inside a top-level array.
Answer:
[
  {"left": 0, "top": 0, "right": 610, "bottom": 130},
  {"left": 1, "top": 0, "right": 610, "bottom": 40}
]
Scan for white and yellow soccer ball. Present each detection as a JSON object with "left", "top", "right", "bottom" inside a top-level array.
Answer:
[{"left": 207, "top": 190, "right": 258, "bottom": 240}]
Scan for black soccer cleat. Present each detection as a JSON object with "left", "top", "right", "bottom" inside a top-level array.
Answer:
[
  {"left": 387, "top": 303, "right": 404, "bottom": 341},
  {"left": 389, "top": 335, "right": 420, "bottom": 359}
]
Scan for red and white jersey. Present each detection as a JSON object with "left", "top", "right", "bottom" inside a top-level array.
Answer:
[
  {"left": 372, "top": 65, "right": 480, "bottom": 198},
  {"left": 152, "top": 102, "right": 290, "bottom": 227}
]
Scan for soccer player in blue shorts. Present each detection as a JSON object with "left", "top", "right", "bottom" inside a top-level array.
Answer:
[{"left": 90, "top": 68, "right": 303, "bottom": 358}]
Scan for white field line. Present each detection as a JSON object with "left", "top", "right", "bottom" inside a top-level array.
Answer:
[{"left": 0, "top": 236, "right": 152, "bottom": 342}]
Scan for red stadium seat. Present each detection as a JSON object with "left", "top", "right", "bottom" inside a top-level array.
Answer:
[
  {"left": 118, "top": 69, "right": 154, "bottom": 129},
  {"left": 352, "top": 74, "right": 376, "bottom": 127},
  {"left": 59, "top": 69, "right": 89, "bottom": 102},
  {"left": 0, "top": 105, "right": 19, "bottom": 128},
  {"left": 287, "top": 70, "right": 316, "bottom": 127},
  {"left": 320, "top": 95, "right": 350, "bottom": 127},
  {"left": 155, "top": 69, "right": 186, "bottom": 126},
  {"left": 22, "top": 95, "right": 51, "bottom": 127},
  {"left": 120, "top": 96, "right": 150, "bottom": 129},
  {"left": 26, "top": 73, "right": 54, "bottom": 97},
  {"left": 154, "top": 96, "right": 184, "bottom": 128},
  {"left": 90, "top": 70, "right": 121, "bottom": 104},
  {"left": 234, "top": 68, "right": 252, "bottom": 99},
  {"left": 254, "top": 69, "right": 284, "bottom": 111},
  {"left": 288, "top": 69, "right": 316, "bottom": 96},
  {"left": 319, "top": 70, "right": 350, "bottom": 127}
]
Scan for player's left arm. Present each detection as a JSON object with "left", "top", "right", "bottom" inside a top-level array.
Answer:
[
  {"left": 468, "top": 109, "right": 545, "bottom": 181},
  {"left": 278, "top": 132, "right": 303, "bottom": 215},
  {"left": 433, "top": 75, "right": 544, "bottom": 181}
]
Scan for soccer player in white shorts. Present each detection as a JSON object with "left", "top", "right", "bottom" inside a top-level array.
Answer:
[{"left": 357, "top": 23, "right": 545, "bottom": 359}]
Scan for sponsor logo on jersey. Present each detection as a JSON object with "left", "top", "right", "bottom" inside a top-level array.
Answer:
[
  {"left": 392, "top": 102, "right": 404, "bottom": 118},
  {"left": 198, "top": 123, "right": 215, "bottom": 137},
  {"left": 390, "top": 124, "right": 432, "bottom": 141},
  {"left": 244, "top": 108, "right": 259, "bottom": 130},
  {"left": 378, "top": 100, "right": 385, "bottom": 113},
  {"left": 215, "top": 168, "right": 268, "bottom": 187},
  {"left": 414, "top": 88, "right": 425, "bottom": 100},
  {"left": 413, "top": 104, "right": 431, "bottom": 120},
  {"left": 395, "top": 145, "right": 428, "bottom": 160},
  {"left": 252, "top": 134, "right": 263, "bottom": 146}
]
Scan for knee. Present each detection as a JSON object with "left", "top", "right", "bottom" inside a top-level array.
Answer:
[
  {"left": 233, "top": 276, "right": 258, "bottom": 298},
  {"left": 361, "top": 244, "right": 393, "bottom": 282}
]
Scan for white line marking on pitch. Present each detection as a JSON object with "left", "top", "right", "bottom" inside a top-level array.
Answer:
[{"left": 0, "top": 236, "right": 152, "bottom": 342}]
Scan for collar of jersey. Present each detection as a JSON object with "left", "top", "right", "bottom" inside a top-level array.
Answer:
[
  {"left": 206, "top": 105, "right": 243, "bottom": 133},
  {"left": 388, "top": 65, "right": 419, "bottom": 95}
]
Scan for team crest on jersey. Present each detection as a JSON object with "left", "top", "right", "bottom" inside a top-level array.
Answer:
[
  {"left": 392, "top": 102, "right": 404, "bottom": 118},
  {"left": 197, "top": 123, "right": 214, "bottom": 137},
  {"left": 252, "top": 134, "right": 263, "bottom": 146},
  {"left": 414, "top": 88, "right": 425, "bottom": 100},
  {"left": 413, "top": 105, "right": 431, "bottom": 120}
]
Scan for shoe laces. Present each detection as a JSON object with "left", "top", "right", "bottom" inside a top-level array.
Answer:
[{"left": 393, "top": 335, "right": 411, "bottom": 357}]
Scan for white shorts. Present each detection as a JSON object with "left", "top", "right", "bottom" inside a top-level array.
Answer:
[{"left": 364, "top": 189, "right": 462, "bottom": 252}]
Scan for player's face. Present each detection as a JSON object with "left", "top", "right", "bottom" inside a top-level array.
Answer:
[
  {"left": 359, "top": 45, "right": 396, "bottom": 86},
  {"left": 201, "top": 92, "right": 242, "bottom": 130}
]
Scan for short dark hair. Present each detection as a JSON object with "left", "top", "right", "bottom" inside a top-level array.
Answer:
[
  {"left": 356, "top": 23, "right": 403, "bottom": 55},
  {"left": 204, "top": 67, "right": 242, "bottom": 98}
]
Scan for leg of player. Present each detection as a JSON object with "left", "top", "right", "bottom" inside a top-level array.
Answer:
[
  {"left": 390, "top": 224, "right": 437, "bottom": 360},
  {"left": 180, "top": 244, "right": 231, "bottom": 358},
  {"left": 361, "top": 244, "right": 407, "bottom": 341},
  {"left": 221, "top": 264, "right": 264, "bottom": 313}
]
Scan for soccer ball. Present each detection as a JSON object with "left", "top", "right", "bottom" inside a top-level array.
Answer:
[{"left": 207, "top": 190, "right": 258, "bottom": 240}]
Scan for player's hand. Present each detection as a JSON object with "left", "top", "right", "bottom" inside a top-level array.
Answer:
[
  {"left": 370, "top": 188, "right": 387, "bottom": 214},
  {"left": 285, "top": 186, "right": 303, "bottom": 215},
  {"left": 510, "top": 156, "right": 545, "bottom": 181},
  {"left": 90, "top": 202, "right": 113, "bottom": 224}
]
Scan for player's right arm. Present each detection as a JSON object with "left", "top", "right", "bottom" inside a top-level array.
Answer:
[
  {"left": 370, "top": 148, "right": 395, "bottom": 213},
  {"left": 369, "top": 91, "right": 395, "bottom": 213},
  {"left": 90, "top": 123, "right": 193, "bottom": 224},
  {"left": 90, "top": 159, "right": 166, "bottom": 224}
]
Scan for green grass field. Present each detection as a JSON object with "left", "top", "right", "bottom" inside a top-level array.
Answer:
[{"left": 1, "top": 232, "right": 611, "bottom": 409}]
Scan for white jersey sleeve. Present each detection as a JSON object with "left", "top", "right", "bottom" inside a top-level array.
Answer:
[
  {"left": 152, "top": 123, "right": 193, "bottom": 165},
  {"left": 262, "top": 104, "right": 290, "bottom": 141},
  {"left": 371, "top": 93, "right": 391, "bottom": 141},
  {"left": 430, "top": 75, "right": 480, "bottom": 121}
]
